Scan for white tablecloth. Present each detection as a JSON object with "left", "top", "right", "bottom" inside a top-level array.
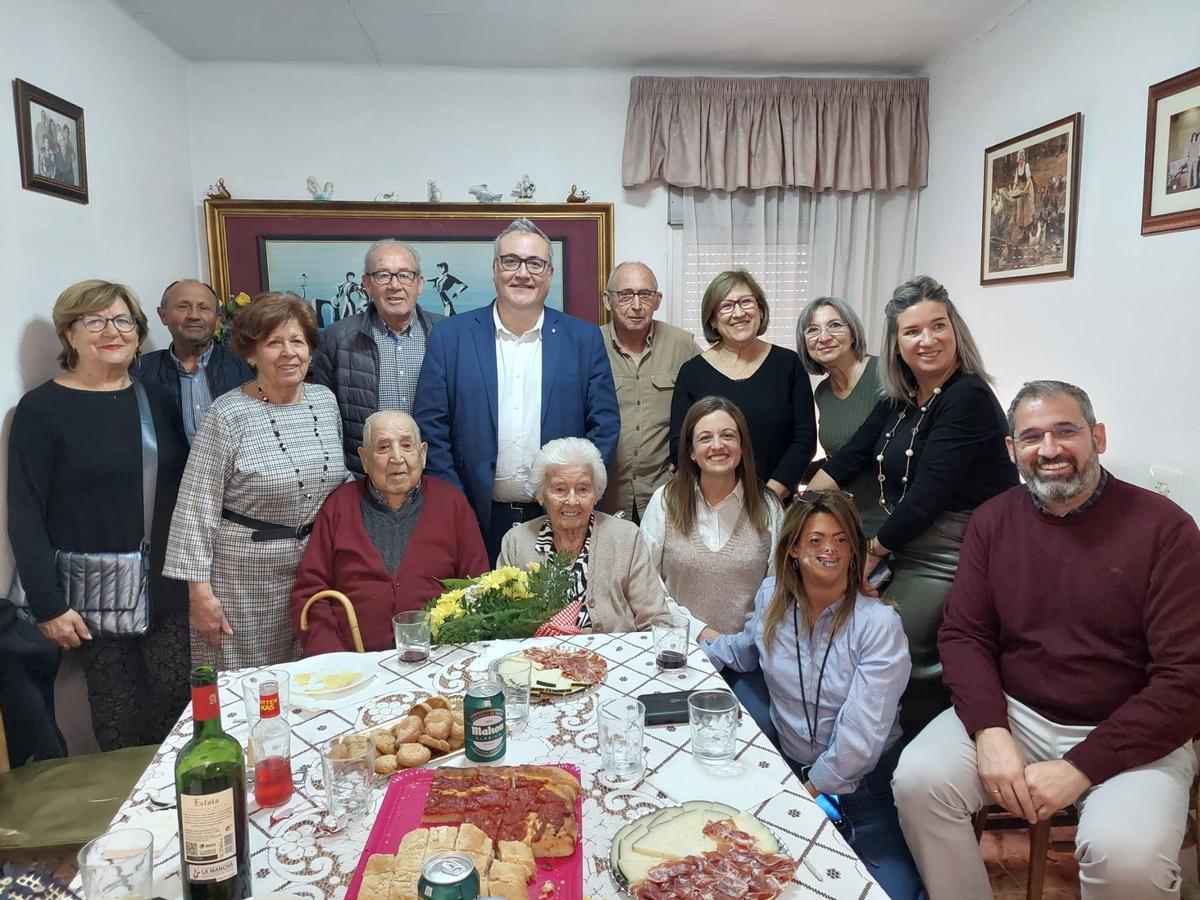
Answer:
[{"left": 93, "top": 632, "right": 884, "bottom": 899}]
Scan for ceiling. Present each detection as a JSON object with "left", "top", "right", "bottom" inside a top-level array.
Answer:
[{"left": 110, "top": 0, "right": 1024, "bottom": 71}]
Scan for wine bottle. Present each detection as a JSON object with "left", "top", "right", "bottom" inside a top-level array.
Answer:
[{"left": 175, "top": 665, "right": 251, "bottom": 900}]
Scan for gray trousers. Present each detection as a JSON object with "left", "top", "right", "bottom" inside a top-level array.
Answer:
[{"left": 892, "top": 699, "right": 1195, "bottom": 900}]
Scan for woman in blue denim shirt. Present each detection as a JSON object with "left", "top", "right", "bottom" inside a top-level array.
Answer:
[{"left": 700, "top": 491, "right": 925, "bottom": 900}]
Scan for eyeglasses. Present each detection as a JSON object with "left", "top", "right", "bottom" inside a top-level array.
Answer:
[
  {"left": 608, "top": 289, "right": 660, "bottom": 307},
  {"left": 795, "top": 489, "right": 855, "bottom": 501},
  {"left": 1013, "top": 425, "right": 1088, "bottom": 448},
  {"left": 802, "top": 320, "right": 848, "bottom": 339},
  {"left": 367, "top": 269, "right": 420, "bottom": 286},
  {"left": 497, "top": 254, "right": 550, "bottom": 275},
  {"left": 74, "top": 314, "right": 138, "bottom": 334},
  {"left": 716, "top": 296, "right": 759, "bottom": 316}
]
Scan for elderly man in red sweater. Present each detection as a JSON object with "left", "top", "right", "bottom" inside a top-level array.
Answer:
[
  {"left": 290, "top": 410, "right": 488, "bottom": 654},
  {"left": 892, "top": 380, "right": 1200, "bottom": 900}
]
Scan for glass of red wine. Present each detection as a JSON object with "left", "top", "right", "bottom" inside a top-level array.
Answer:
[
  {"left": 393, "top": 610, "right": 431, "bottom": 663},
  {"left": 651, "top": 613, "right": 690, "bottom": 673}
]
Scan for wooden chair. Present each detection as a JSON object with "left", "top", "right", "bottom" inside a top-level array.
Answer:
[{"left": 298, "top": 589, "right": 365, "bottom": 653}]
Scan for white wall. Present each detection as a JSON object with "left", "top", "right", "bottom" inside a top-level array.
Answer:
[
  {"left": 185, "top": 62, "right": 666, "bottom": 277},
  {"left": 917, "top": 0, "right": 1200, "bottom": 516}
]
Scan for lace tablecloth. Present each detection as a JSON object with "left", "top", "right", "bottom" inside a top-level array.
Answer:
[{"left": 97, "top": 632, "right": 883, "bottom": 899}]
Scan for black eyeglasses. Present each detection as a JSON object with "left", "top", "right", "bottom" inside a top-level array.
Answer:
[
  {"left": 608, "top": 289, "right": 660, "bottom": 307},
  {"left": 497, "top": 254, "right": 550, "bottom": 275},
  {"left": 74, "top": 314, "right": 138, "bottom": 334},
  {"left": 367, "top": 269, "right": 420, "bottom": 286}
]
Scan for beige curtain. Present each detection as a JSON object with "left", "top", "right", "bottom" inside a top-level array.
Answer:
[{"left": 623, "top": 76, "right": 928, "bottom": 192}]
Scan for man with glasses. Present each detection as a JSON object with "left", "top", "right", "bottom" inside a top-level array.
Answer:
[
  {"left": 137, "top": 279, "right": 252, "bottom": 443},
  {"left": 415, "top": 218, "right": 619, "bottom": 563},
  {"left": 893, "top": 380, "right": 1200, "bottom": 900},
  {"left": 312, "top": 239, "right": 442, "bottom": 476},
  {"left": 597, "top": 261, "right": 697, "bottom": 522}
]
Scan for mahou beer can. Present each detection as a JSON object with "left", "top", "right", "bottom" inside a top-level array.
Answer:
[
  {"left": 464, "top": 679, "right": 506, "bottom": 762},
  {"left": 417, "top": 851, "right": 480, "bottom": 899}
]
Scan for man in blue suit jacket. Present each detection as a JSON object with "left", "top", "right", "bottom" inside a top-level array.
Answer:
[{"left": 414, "top": 218, "right": 619, "bottom": 563}]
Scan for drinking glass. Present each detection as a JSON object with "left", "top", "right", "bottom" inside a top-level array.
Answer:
[
  {"left": 393, "top": 610, "right": 432, "bottom": 663},
  {"left": 488, "top": 653, "right": 533, "bottom": 726},
  {"left": 321, "top": 734, "right": 375, "bottom": 822},
  {"left": 77, "top": 827, "right": 154, "bottom": 899},
  {"left": 651, "top": 613, "right": 690, "bottom": 672},
  {"left": 688, "top": 689, "right": 739, "bottom": 768},
  {"left": 597, "top": 698, "right": 645, "bottom": 786}
]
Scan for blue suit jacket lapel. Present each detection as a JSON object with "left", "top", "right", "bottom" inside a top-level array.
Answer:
[
  {"left": 540, "top": 307, "right": 562, "bottom": 431},
  {"left": 471, "top": 303, "right": 499, "bottom": 429}
]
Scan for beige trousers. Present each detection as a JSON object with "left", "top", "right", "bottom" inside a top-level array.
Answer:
[{"left": 891, "top": 699, "right": 1195, "bottom": 900}]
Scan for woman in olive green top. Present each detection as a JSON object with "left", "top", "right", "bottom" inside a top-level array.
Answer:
[{"left": 796, "top": 297, "right": 885, "bottom": 535}]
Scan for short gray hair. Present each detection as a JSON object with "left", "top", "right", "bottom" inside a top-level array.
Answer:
[
  {"left": 1006, "top": 380, "right": 1096, "bottom": 434},
  {"left": 363, "top": 239, "right": 422, "bottom": 275},
  {"left": 606, "top": 261, "right": 658, "bottom": 292},
  {"left": 879, "top": 275, "right": 993, "bottom": 402},
  {"left": 494, "top": 218, "right": 554, "bottom": 268},
  {"left": 795, "top": 296, "right": 867, "bottom": 375},
  {"left": 531, "top": 437, "right": 606, "bottom": 502},
  {"left": 361, "top": 410, "right": 422, "bottom": 449},
  {"left": 160, "top": 279, "right": 218, "bottom": 308}
]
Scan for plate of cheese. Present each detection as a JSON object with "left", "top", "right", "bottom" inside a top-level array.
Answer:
[{"left": 288, "top": 652, "right": 375, "bottom": 697}]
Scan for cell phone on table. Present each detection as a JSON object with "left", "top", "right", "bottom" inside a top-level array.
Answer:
[
  {"left": 867, "top": 559, "right": 892, "bottom": 592},
  {"left": 814, "top": 792, "right": 843, "bottom": 824}
]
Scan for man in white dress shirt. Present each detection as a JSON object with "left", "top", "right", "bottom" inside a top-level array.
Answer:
[{"left": 414, "top": 218, "right": 620, "bottom": 563}]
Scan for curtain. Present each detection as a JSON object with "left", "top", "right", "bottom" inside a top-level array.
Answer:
[
  {"left": 624, "top": 76, "right": 928, "bottom": 192},
  {"left": 679, "top": 187, "right": 920, "bottom": 353}
]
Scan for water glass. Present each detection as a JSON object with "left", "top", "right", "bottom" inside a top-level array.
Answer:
[
  {"left": 321, "top": 734, "right": 375, "bottom": 822},
  {"left": 488, "top": 653, "right": 533, "bottom": 726},
  {"left": 598, "top": 698, "right": 645, "bottom": 786},
  {"left": 393, "top": 610, "right": 432, "bottom": 663},
  {"left": 77, "top": 827, "right": 154, "bottom": 899},
  {"left": 651, "top": 613, "right": 690, "bottom": 672},
  {"left": 688, "top": 689, "right": 739, "bottom": 768}
]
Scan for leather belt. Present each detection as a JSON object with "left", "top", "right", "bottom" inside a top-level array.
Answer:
[{"left": 221, "top": 508, "right": 314, "bottom": 542}]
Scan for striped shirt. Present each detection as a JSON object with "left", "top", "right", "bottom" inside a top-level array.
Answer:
[
  {"left": 170, "top": 342, "right": 215, "bottom": 443},
  {"left": 371, "top": 313, "right": 426, "bottom": 413}
]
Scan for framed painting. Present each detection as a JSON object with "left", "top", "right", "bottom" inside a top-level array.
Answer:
[
  {"left": 204, "top": 200, "right": 615, "bottom": 327},
  {"left": 11, "top": 78, "right": 88, "bottom": 204},
  {"left": 980, "top": 113, "right": 1082, "bottom": 285},
  {"left": 1142, "top": 65, "right": 1200, "bottom": 235}
]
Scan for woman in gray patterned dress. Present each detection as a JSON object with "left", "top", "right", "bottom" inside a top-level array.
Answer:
[{"left": 164, "top": 293, "right": 347, "bottom": 669}]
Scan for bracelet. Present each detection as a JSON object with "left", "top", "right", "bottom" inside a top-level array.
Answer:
[{"left": 867, "top": 538, "right": 885, "bottom": 557}]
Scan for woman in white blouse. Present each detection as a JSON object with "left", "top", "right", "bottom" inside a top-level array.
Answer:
[{"left": 640, "top": 396, "right": 783, "bottom": 635}]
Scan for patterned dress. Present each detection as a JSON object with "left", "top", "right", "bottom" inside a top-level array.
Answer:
[{"left": 164, "top": 385, "right": 347, "bottom": 669}]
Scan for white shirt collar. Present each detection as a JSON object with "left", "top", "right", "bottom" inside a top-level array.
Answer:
[
  {"left": 697, "top": 479, "right": 745, "bottom": 511},
  {"left": 493, "top": 305, "right": 544, "bottom": 341}
]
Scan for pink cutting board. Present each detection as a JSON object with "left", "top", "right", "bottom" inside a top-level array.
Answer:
[{"left": 344, "top": 763, "right": 584, "bottom": 899}]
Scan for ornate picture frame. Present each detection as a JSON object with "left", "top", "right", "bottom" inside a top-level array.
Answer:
[
  {"left": 204, "top": 200, "right": 615, "bottom": 326},
  {"left": 1142, "top": 65, "right": 1200, "bottom": 236},
  {"left": 12, "top": 78, "right": 88, "bottom": 204},
  {"left": 980, "top": 113, "right": 1082, "bottom": 285}
]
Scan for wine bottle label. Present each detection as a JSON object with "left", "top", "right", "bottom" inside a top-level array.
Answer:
[
  {"left": 180, "top": 788, "right": 238, "bottom": 882},
  {"left": 192, "top": 684, "right": 220, "bottom": 722}
]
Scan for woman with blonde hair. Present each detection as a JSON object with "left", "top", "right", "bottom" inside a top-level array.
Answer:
[
  {"left": 700, "top": 491, "right": 922, "bottom": 899},
  {"left": 9, "top": 280, "right": 191, "bottom": 749}
]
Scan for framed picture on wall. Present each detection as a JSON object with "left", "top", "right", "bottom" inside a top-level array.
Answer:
[
  {"left": 1142, "top": 65, "right": 1200, "bottom": 235},
  {"left": 204, "top": 200, "right": 615, "bottom": 327},
  {"left": 980, "top": 113, "right": 1082, "bottom": 285},
  {"left": 11, "top": 78, "right": 88, "bottom": 204}
]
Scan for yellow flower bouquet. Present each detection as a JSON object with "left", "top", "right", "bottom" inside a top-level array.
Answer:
[
  {"left": 425, "top": 554, "right": 576, "bottom": 644},
  {"left": 215, "top": 291, "right": 252, "bottom": 341}
]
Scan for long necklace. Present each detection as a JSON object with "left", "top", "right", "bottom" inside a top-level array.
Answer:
[
  {"left": 875, "top": 385, "right": 943, "bottom": 513},
  {"left": 793, "top": 602, "right": 835, "bottom": 750},
  {"left": 256, "top": 382, "right": 330, "bottom": 503}
]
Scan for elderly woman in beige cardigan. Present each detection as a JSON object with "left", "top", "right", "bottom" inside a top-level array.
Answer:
[{"left": 498, "top": 437, "right": 667, "bottom": 632}]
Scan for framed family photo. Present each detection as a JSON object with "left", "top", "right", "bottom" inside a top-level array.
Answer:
[
  {"left": 980, "top": 113, "right": 1082, "bottom": 285},
  {"left": 12, "top": 78, "right": 88, "bottom": 204},
  {"left": 1142, "top": 65, "right": 1200, "bottom": 235},
  {"left": 204, "top": 200, "right": 615, "bottom": 327}
]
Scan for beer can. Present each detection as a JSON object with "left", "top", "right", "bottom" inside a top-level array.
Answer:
[
  {"left": 464, "top": 679, "right": 506, "bottom": 762},
  {"left": 418, "top": 851, "right": 481, "bottom": 899}
]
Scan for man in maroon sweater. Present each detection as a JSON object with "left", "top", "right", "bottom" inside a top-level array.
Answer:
[{"left": 892, "top": 380, "right": 1200, "bottom": 900}]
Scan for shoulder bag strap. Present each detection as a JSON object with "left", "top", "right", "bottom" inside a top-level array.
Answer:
[{"left": 133, "top": 380, "right": 158, "bottom": 551}]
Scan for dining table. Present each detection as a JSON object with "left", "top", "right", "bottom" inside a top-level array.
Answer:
[{"left": 83, "top": 630, "right": 886, "bottom": 899}]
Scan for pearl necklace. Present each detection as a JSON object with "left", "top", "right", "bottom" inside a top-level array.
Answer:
[
  {"left": 875, "top": 386, "right": 942, "bottom": 514},
  {"left": 256, "top": 382, "right": 330, "bottom": 503}
]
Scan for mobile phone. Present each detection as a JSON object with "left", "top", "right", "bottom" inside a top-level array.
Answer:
[
  {"left": 867, "top": 559, "right": 892, "bottom": 592},
  {"left": 814, "top": 792, "right": 843, "bottom": 823}
]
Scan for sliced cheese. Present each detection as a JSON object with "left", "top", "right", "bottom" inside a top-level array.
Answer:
[
  {"left": 616, "top": 807, "right": 690, "bottom": 884},
  {"left": 630, "top": 806, "right": 779, "bottom": 859}
]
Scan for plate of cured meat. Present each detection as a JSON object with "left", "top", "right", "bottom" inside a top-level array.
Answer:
[
  {"left": 609, "top": 801, "right": 800, "bottom": 899},
  {"left": 474, "top": 642, "right": 609, "bottom": 698}
]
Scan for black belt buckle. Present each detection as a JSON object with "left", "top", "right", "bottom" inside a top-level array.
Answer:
[{"left": 295, "top": 522, "right": 314, "bottom": 539}]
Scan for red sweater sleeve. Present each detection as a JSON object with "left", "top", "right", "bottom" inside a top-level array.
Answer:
[
  {"left": 290, "top": 486, "right": 354, "bottom": 657},
  {"left": 456, "top": 494, "right": 490, "bottom": 577}
]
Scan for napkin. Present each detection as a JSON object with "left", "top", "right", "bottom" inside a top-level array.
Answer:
[
  {"left": 121, "top": 809, "right": 178, "bottom": 859},
  {"left": 644, "top": 753, "right": 788, "bottom": 811}
]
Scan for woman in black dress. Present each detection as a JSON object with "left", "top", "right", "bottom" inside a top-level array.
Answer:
[
  {"left": 8, "top": 280, "right": 191, "bottom": 750},
  {"left": 808, "top": 275, "right": 1017, "bottom": 736},
  {"left": 670, "top": 270, "right": 816, "bottom": 501}
]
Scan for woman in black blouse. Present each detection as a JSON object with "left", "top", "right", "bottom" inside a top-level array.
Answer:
[
  {"left": 670, "top": 270, "right": 816, "bottom": 500},
  {"left": 8, "top": 280, "right": 191, "bottom": 750},
  {"left": 808, "top": 275, "right": 1016, "bottom": 736}
]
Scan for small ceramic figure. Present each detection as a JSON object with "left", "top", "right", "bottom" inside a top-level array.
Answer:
[
  {"left": 206, "top": 178, "right": 232, "bottom": 200},
  {"left": 468, "top": 183, "right": 503, "bottom": 203},
  {"left": 428, "top": 180, "right": 443, "bottom": 203},
  {"left": 375, "top": 191, "right": 399, "bottom": 201},
  {"left": 566, "top": 184, "right": 590, "bottom": 203},
  {"left": 512, "top": 174, "right": 536, "bottom": 202},
  {"left": 306, "top": 176, "right": 334, "bottom": 201}
]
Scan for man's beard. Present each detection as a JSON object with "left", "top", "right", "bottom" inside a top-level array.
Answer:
[{"left": 1020, "top": 446, "right": 1100, "bottom": 505}]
